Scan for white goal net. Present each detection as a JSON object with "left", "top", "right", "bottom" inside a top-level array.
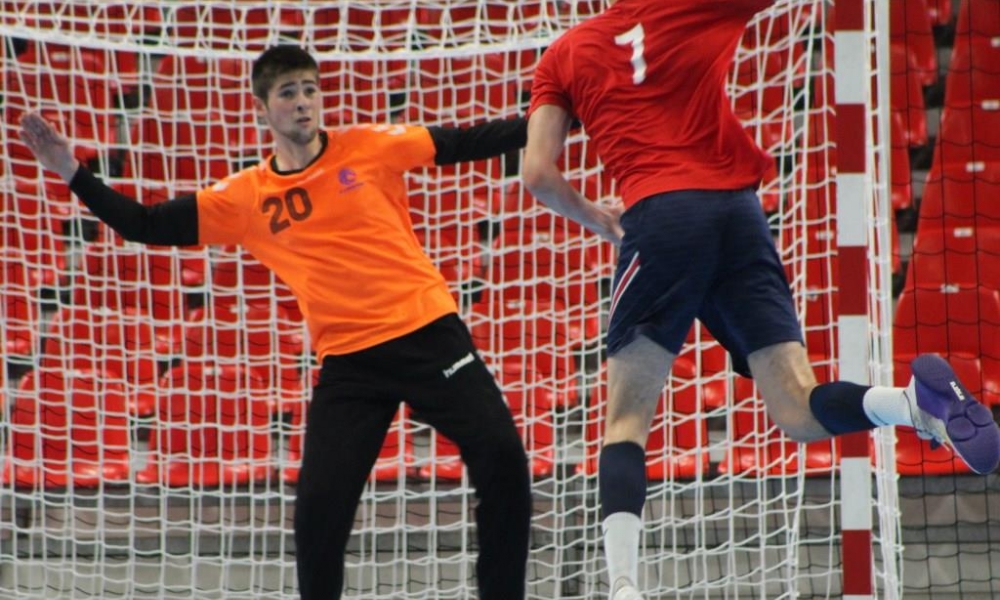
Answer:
[{"left": 0, "top": 1, "right": 899, "bottom": 599}]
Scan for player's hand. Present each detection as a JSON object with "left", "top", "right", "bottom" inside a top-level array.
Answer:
[
  {"left": 595, "top": 204, "right": 624, "bottom": 246},
  {"left": 18, "top": 112, "right": 80, "bottom": 182}
]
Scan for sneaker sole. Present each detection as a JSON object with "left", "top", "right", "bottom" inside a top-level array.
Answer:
[{"left": 912, "top": 354, "right": 1000, "bottom": 474}]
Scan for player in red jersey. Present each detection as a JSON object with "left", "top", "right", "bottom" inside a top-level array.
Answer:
[
  {"left": 20, "top": 45, "right": 532, "bottom": 600},
  {"left": 523, "top": 2, "right": 1000, "bottom": 599}
]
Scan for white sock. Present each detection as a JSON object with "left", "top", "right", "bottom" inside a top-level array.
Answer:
[
  {"left": 862, "top": 386, "right": 913, "bottom": 428},
  {"left": 602, "top": 512, "right": 642, "bottom": 590}
]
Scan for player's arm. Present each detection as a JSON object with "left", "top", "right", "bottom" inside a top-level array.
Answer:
[
  {"left": 428, "top": 117, "right": 527, "bottom": 165},
  {"left": 523, "top": 105, "right": 623, "bottom": 245},
  {"left": 18, "top": 112, "right": 198, "bottom": 246}
]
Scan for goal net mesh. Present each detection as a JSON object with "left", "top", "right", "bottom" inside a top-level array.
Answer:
[{"left": 0, "top": 1, "right": 901, "bottom": 598}]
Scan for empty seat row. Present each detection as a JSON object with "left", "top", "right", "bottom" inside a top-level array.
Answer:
[{"left": 0, "top": 355, "right": 849, "bottom": 490}]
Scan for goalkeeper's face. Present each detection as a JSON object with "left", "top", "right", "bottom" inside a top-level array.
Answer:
[{"left": 257, "top": 69, "right": 322, "bottom": 146}]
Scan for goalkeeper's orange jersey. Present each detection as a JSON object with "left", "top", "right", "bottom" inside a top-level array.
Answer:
[{"left": 196, "top": 124, "right": 457, "bottom": 359}]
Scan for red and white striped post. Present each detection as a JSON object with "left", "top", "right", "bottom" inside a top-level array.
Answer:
[{"left": 834, "top": 0, "right": 875, "bottom": 598}]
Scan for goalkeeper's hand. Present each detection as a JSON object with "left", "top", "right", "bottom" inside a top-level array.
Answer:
[{"left": 18, "top": 112, "right": 80, "bottom": 182}]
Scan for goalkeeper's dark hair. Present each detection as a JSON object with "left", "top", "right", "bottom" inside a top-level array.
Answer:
[{"left": 251, "top": 46, "right": 319, "bottom": 101}]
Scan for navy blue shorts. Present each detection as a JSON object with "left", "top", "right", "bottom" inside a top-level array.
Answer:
[{"left": 606, "top": 188, "right": 803, "bottom": 377}]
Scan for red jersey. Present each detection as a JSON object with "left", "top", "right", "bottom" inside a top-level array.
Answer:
[
  {"left": 197, "top": 125, "right": 457, "bottom": 359},
  {"left": 529, "top": 0, "right": 776, "bottom": 208}
]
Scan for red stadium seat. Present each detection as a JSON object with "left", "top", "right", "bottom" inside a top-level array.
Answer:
[
  {"left": 75, "top": 232, "right": 189, "bottom": 352},
  {"left": 927, "top": 0, "right": 955, "bottom": 25},
  {"left": 408, "top": 175, "right": 488, "bottom": 300},
  {"left": 675, "top": 326, "right": 731, "bottom": 410},
  {"left": 733, "top": 11, "right": 812, "bottom": 152},
  {"left": 335, "top": 4, "right": 413, "bottom": 50},
  {"left": 408, "top": 55, "right": 520, "bottom": 123},
  {"left": 1, "top": 181, "right": 70, "bottom": 288},
  {"left": 907, "top": 226, "right": 1000, "bottom": 292},
  {"left": 893, "top": 286, "right": 1000, "bottom": 360},
  {"left": 779, "top": 168, "right": 840, "bottom": 360},
  {"left": 945, "top": 35, "right": 1000, "bottom": 108},
  {"left": 414, "top": 227, "right": 483, "bottom": 304},
  {"left": 955, "top": 0, "right": 1000, "bottom": 40},
  {"left": 0, "top": 254, "right": 39, "bottom": 357},
  {"left": 718, "top": 376, "right": 838, "bottom": 476},
  {"left": 560, "top": 136, "right": 616, "bottom": 205},
  {"left": 41, "top": 305, "right": 160, "bottom": 417},
  {"left": 893, "top": 287, "right": 1000, "bottom": 407},
  {"left": 416, "top": 3, "right": 544, "bottom": 43},
  {"left": 15, "top": 1, "right": 161, "bottom": 37},
  {"left": 801, "top": 104, "right": 836, "bottom": 178},
  {"left": 95, "top": 3, "right": 163, "bottom": 38},
  {"left": 499, "top": 366, "right": 556, "bottom": 478},
  {"left": 471, "top": 296, "right": 580, "bottom": 407},
  {"left": 149, "top": 54, "right": 253, "bottom": 117},
  {"left": 283, "top": 396, "right": 415, "bottom": 484},
  {"left": 169, "top": 4, "right": 304, "bottom": 50},
  {"left": 895, "top": 423, "right": 977, "bottom": 475},
  {"left": 919, "top": 161, "right": 1000, "bottom": 232},
  {"left": 312, "top": 4, "right": 409, "bottom": 117},
  {"left": 946, "top": 35, "right": 1000, "bottom": 80},
  {"left": 891, "top": 44, "right": 929, "bottom": 148},
  {"left": 4, "top": 42, "right": 117, "bottom": 180},
  {"left": 803, "top": 255, "right": 840, "bottom": 364},
  {"left": 318, "top": 58, "right": 407, "bottom": 122},
  {"left": 110, "top": 183, "right": 207, "bottom": 287},
  {"left": 137, "top": 363, "right": 273, "bottom": 487},
  {"left": 577, "top": 361, "right": 710, "bottom": 480},
  {"left": 732, "top": 51, "right": 798, "bottom": 152},
  {"left": 930, "top": 105, "right": 1000, "bottom": 169},
  {"left": 152, "top": 55, "right": 249, "bottom": 113},
  {"left": 151, "top": 55, "right": 265, "bottom": 163},
  {"left": 493, "top": 180, "right": 617, "bottom": 281},
  {"left": 6, "top": 2, "right": 148, "bottom": 98},
  {"left": 2, "top": 369, "right": 130, "bottom": 488},
  {"left": 122, "top": 107, "right": 233, "bottom": 188},
  {"left": 489, "top": 228, "right": 601, "bottom": 344},
  {"left": 740, "top": 9, "right": 812, "bottom": 85},
  {"left": 545, "top": 0, "right": 601, "bottom": 28},
  {"left": 185, "top": 301, "right": 305, "bottom": 413},
  {"left": 890, "top": 0, "right": 939, "bottom": 86},
  {"left": 890, "top": 111, "right": 914, "bottom": 211},
  {"left": 420, "top": 432, "right": 464, "bottom": 480}
]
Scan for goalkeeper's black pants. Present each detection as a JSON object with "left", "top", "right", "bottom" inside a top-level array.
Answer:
[{"left": 294, "top": 314, "right": 532, "bottom": 600}]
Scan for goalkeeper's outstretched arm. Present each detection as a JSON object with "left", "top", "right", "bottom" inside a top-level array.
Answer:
[
  {"left": 18, "top": 112, "right": 198, "bottom": 246},
  {"left": 429, "top": 116, "right": 527, "bottom": 165}
]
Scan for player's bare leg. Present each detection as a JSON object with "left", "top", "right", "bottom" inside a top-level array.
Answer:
[
  {"left": 747, "top": 342, "right": 826, "bottom": 442},
  {"left": 602, "top": 335, "right": 674, "bottom": 600}
]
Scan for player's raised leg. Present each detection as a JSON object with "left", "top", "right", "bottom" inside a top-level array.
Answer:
[{"left": 749, "top": 343, "right": 1000, "bottom": 474}]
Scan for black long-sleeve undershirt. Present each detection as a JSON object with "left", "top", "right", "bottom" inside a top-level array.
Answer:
[
  {"left": 69, "top": 168, "right": 199, "bottom": 246},
  {"left": 67, "top": 116, "right": 527, "bottom": 246},
  {"left": 428, "top": 117, "right": 527, "bottom": 165}
]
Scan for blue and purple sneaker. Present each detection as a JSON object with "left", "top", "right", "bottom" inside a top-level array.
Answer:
[{"left": 907, "top": 354, "right": 1000, "bottom": 474}]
